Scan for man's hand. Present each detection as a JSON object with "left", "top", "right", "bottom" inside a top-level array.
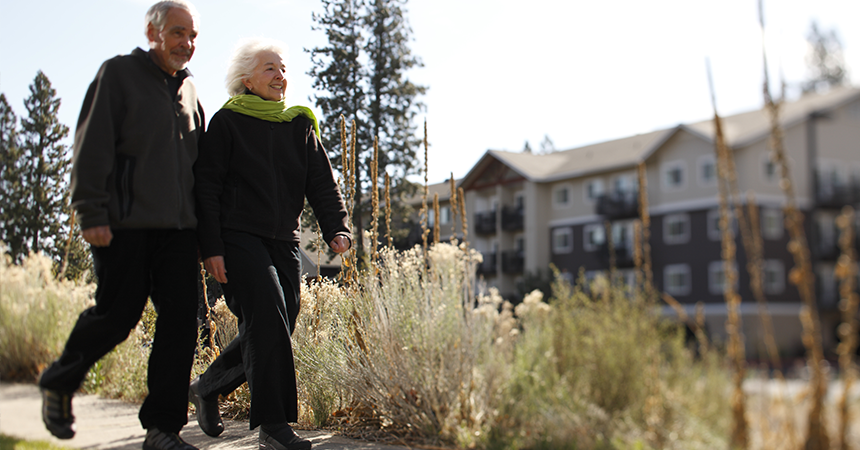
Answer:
[
  {"left": 81, "top": 225, "right": 113, "bottom": 247},
  {"left": 204, "top": 256, "right": 228, "bottom": 283},
  {"left": 329, "top": 235, "right": 351, "bottom": 254}
]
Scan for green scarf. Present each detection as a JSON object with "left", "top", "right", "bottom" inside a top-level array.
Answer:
[{"left": 221, "top": 94, "right": 320, "bottom": 139}]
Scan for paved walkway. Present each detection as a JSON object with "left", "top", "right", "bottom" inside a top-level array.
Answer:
[{"left": 0, "top": 383, "right": 407, "bottom": 449}]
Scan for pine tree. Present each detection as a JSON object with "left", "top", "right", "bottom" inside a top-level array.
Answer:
[
  {"left": 18, "top": 71, "right": 71, "bottom": 262},
  {"left": 308, "top": 0, "right": 426, "bottom": 253},
  {"left": 0, "top": 93, "right": 27, "bottom": 261},
  {"left": 803, "top": 21, "right": 848, "bottom": 93}
]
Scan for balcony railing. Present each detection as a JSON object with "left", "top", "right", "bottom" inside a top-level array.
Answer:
[
  {"left": 474, "top": 210, "right": 497, "bottom": 235},
  {"left": 815, "top": 180, "right": 860, "bottom": 209},
  {"left": 476, "top": 252, "right": 497, "bottom": 275},
  {"left": 599, "top": 242, "right": 635, "bottom": 268},
  {"left": 501, "top": 250, "right": 524, "bottom": 274},
  {"left": 596, "top": 191, "right": 639, "bottom": 219},
  {"left": 501, "top": 206, "right": 524, "bottom": 231}
]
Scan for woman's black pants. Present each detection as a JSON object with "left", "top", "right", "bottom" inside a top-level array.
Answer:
[{"left": 196, "top": 230, "right": 302, "bottom": 429}]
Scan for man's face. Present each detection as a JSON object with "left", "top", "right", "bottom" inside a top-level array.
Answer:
[{"left": 147, "top": 7, "right": 198, "bottom": 75}]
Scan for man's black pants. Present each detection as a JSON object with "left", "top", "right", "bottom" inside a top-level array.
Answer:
[
  {"left": 196, "top": 230, "right": 301, "bottom": 430},
  {"left": 39, "top": 229, "right": 199, "bottom": 433}
]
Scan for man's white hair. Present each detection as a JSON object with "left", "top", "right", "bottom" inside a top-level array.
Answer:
[
  {"left": 225, "top": 38, "right": 289, "bottom": 97},
  {"left": 144, "top": 0, "right": 199, "bottom": 34}
]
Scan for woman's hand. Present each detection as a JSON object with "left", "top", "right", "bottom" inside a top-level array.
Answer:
[
  {"left": 329, "top": 235, "right": 351, "bottom": 254},
  {"left": 204, "top": 256, "right": 228, "bottom": 283}
]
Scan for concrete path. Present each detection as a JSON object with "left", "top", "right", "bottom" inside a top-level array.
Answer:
[{"left": 0, "top": 383, "right": 408, "bottom": 449}]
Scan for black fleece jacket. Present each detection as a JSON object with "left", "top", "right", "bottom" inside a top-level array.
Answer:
[{"left": 194, "top": 108, "right": 350, "bottom": 259}]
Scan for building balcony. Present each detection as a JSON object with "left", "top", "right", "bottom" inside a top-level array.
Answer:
[
  {"left": 477, "top": 252, "right": 497, "bottom": 275},
  {"left": 599, "top": 242, "right": 635, "bottom": 268},
  {"left": 501, "top": 250, "right": 524, "bottom": 274},
  {"left": 474, "top": 210, "right": 497, "bottom": 235},
  {"left": 815, "top": 181, "right": 860, "bottom": 209},
  {"left": 596, "top": 191, "right": 639, "bottom": 220},
  {"left": 501, "top": 206, "right": 524, "bottom": 231}
]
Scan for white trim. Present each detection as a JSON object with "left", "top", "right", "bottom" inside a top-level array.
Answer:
[
  {"left": 661, "top": 160, "right": 688, "bottom": 192},
  {"left": 552, "top": 227, "right": 573, "bottom": 254},
  {"left": 664, "top": 263, "right": 691, "bottom": 296},
  {"left": 583, "top": 223, "right": 605, "bottom": 252},
  {"left": 661, "top": 302, "right": 803, "bottom": 317},
  {"left": 548, "top": 214, "right": 603, "bottom": 228},
  {"left": 697, "top": 154, "right": 717, "bottom": 188},
  {"left": 663, "top": 213, "right": 691, "bottom": 245}
]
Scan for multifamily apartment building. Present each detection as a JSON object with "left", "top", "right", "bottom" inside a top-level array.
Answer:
[{"left": 441, "top": 87, "right": 860, "bottom": 359}]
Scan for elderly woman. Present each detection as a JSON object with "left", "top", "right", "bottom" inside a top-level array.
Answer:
[{"left": 188, "top": 38, "right": 351, "bottom": 450}]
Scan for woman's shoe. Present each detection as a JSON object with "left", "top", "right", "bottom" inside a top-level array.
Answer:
[
  {"left": 188, "top": 376, "right": 224, "bottom": 437},
  {"left": 259, "top": 423, "right": 311, "bottom": 450}
]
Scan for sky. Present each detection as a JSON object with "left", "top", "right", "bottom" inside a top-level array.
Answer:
[{"left": 1, "top": 0, "right": 859, "bottom": 185}]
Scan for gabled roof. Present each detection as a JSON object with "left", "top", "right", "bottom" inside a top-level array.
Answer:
[{"left": 460, "top": 86, "right": 860, "bottom": 189}]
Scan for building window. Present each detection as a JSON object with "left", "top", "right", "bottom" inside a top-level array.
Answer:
[
  {"left": 763, "top": 153, "right": 778, "bottom": 183},
  {"left": 698, "top": 155, "right": 717, "bottom": 187},
  {"left": 553, "top": 186, "right": 570, "bottom": 208},
  {"left": 439, "top": 206, "right": 451, "bottom": 225},
  {"left": 707, "top": 208, "right": 736, "bottom": 241},
  {"left": 761, "top": 208, "right": 783, "bottom": 240},
  {"left": 552, "top": 227, "right": 573, "bottom": 254},
  {"left": 763, "top": 260, "right": 785, "bottom": 295},
  {"left": 709, "top": 261, "right": 737, "bottom": 295},
  {"left": 663, "top": 213, "right": 690, "bottom": 244},
  {"left": 664, "top": 264, "right": 691, "bottom": 296},
  {"left": 583, "top": 223, "right": 606, "bottom": 251},
  {"left": 661, "top": 161, "right": 686, "bottom": 191},
  {"left": 585, "top": 178, "right": 604, "bottom": 202},
  {"left": 613, "top": 174, "right": 636, "bottom": 193}
]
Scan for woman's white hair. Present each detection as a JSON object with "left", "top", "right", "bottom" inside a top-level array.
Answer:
[
  {"left": 225, "top": 38, "right": 289, "bottom": 97},
  {"left": 144, "top": 0, "right": 199, "bottom": 33}
]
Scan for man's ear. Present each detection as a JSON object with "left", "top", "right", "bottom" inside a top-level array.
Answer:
[{"left": 145, "top": 23, "right": 158, "bottom": 44}]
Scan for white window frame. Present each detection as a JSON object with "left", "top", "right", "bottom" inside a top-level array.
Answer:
[
  {"left": 664, "top": 264, "right": 691, "bottom": 296},
  {"left": 439, "top": 205, "right": 451, "bottom": 225},
  {"left": 707, "top": 208, "right": 736, "bottom": 241},
  {"left": 763, "top": 259, "right": 785, "bottom": 295},
  {"left": 761, "top": 208, "right": 783, "bottom": 240},
  {"left": 583, "top": 223, "right": 606, "bottom": 252},
  {"left": 553, "top": 184, "right": 572, "bottom": 209},
  {"left": 584, "top": 178, "right": 605, "bottom": 203},
  {"left": 661, "top": 160, "right": 687, "bottom": 192},
  {"left": 663, "top": 213, "right": 690, "bottom": 245},
  {"left": 697, "top": 154, "right": 717, "bottom": 187},
  {"left": 552, "top": 227, "right": 573, "bottom": 254},
  {"left": 708, "top": 261, "right": 737, "bottom": 295}
]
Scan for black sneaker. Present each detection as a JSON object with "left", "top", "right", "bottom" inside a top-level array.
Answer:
[
  {"left": 188, "top": 376, "right": 224, "bottom": 437},
  {"left": 142, "top": 428, "right": 198, "bottom": 450},
  {"left": 259, "top": 423, "right": 311, "bottom": 450},
  {"left": 41, "top": 388, "right": 75, "bottom": 439}
]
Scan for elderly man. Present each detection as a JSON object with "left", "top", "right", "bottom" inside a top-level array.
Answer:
[{"left": 37, "top": 2, "right": 204, "bottom": 449}]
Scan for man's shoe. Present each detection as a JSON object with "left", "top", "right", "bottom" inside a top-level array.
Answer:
[
  {"left": 142, "top": 428, "right": 198, "bottom": 450},
  {"left": 41, "top": 388, "right": 75, "bottom": 439},
  {"left": 259, "top": 423, "right": 312, "bottom": 450},
  {"left": 188, "top": 376, "right": 224, "bottom": 437}
]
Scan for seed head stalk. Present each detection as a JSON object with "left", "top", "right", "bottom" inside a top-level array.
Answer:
[
  {"left": 759, "top": 4, "right": 828, "bottom": 445},
  {"left": 370, "top": 137, "right": 380, "bottom": 265},
  {"left": 636, "top": 162, "right": 653, "bottom": 296},
  {"left": 835, "top": 206, "right": 859, "bottom": 450},
  {"left": 707, "top": 60, "right": 748, "bottom": 450},
  {"left": 385, "top": 173, "right": 392, "bottom": 249}
]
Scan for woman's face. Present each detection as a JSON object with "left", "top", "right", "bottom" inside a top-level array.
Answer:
[{"left": 243, "top": 50, "right": 287, "bottom": 101}]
